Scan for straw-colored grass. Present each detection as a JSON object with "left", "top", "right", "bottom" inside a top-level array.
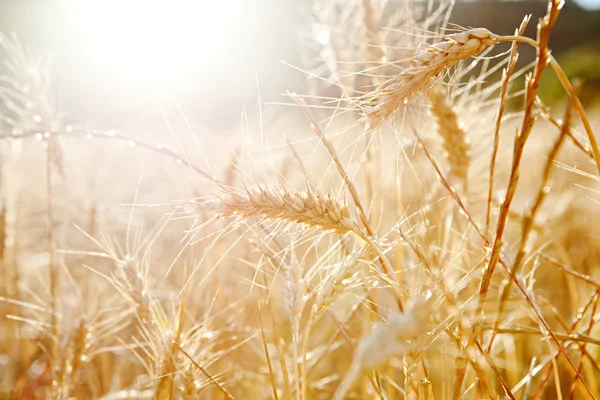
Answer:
[{"left": 3, "top": 0, "right": 600, "bottom": 399}]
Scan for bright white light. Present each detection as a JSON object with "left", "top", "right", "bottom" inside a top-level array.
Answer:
[
  {"left": 573, "top": 0, "right": 600, "bottom": 10},
  {"left": 66, "top": 1, "right": 242, "bottom": 92}
]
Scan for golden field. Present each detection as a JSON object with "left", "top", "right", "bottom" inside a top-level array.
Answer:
[{"left": 2, "top": 0, "right": 600, "bottom": 398}]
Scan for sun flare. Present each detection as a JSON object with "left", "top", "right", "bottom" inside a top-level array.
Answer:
[{"left": 66, "top": 1, "right": 242, "bottom": 90}]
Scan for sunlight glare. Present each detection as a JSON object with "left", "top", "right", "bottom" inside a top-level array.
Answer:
[{"left": 67, "top": 1, "right": 242, "bottom": 91}]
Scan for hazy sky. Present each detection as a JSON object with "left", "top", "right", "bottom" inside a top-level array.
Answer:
[
  {"left": 0, "top": 0, "right": 598, "bottom": 132},
  {"left": 574, "top": 0, "right": 600, "bottom": 10}
]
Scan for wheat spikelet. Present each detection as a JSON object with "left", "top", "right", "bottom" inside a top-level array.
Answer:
[
  {"left": 364, "top": 28, "right": 498, "bottom": 130},
  {"left": 429, "top": 87, "right": 471, "bottom": 187},
  {"left": 218, "top": 187, "right": 361, "bottom": 235},
  {"left": 313, "top": 248, "right": 365, "bottom": 315},
  {"left": 283, "top": 262, "right": 305, "bottom": 338}
]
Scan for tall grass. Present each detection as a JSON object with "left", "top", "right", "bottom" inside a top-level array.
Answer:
[{"left": 1, "top": 0, "right": 600, "bottom": 399}]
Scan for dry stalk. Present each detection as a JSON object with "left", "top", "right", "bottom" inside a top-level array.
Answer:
[
  {"left": 47, "top": 140, "right": 60, "bottom": 390},
  {"left": 478, "top": 0, "right": 560, "bottom": 318},
  {"left": 1, "top": 127, "right": 214, "bottom": 181},
  {"left": 539, "top": 101, "right": 594, "bottom": 159},
  {"left": 541, "top": 253, "right": 600, "bottom": 289},
  {"left": 257, "top": 304, "right": 279, "bottom": 400},
  {"left": 223, "top": 147, "right": 241, "bottom": 188},
  {"left": 67, "top": 319, "right": 90, "bottom": 395},
  {"left": 486, "top": 16, "right": 530, "bottom": 232},
  {"left": 529, "top": 288, "right": 600, "bottom": 396},
  {"left": 429, "top": 87, "right": 470, "bottom": 190},
  {"left": 414, "top": 131, "right": 592, "bottom": 396},
  {"left": 494, "top": 37, "right": 600, "bottom": 175},
  {"left": 282, "top": 252, "right": 304, "bottom": 400},
  {"left": 569, "top": 290, "right": 600, "bottom": 400},
  {"left": 263, "top": 283, "right": 293, "bottom": 400},
  {"left": 0, "top": 139, "right": 21, "bottom": 393},
  {"left": 487, "top": 82, "right": 579, "bottom": 351},
  {"left": 155, "top": 293, "right": 187, "bottom": 400},
  {"left": 364, "top": 28, "right": 498, "bottom": 130}
]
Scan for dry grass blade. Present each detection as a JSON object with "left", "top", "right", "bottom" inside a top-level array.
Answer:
[{"left": 486, "top": 15, "right": 530, "bottom": 232}]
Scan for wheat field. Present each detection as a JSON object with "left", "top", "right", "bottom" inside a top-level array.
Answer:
[{"left": 2, "top": 0, "right": 600, "bottom": 399}]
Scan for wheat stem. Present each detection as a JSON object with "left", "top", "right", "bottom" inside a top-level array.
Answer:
[
  {"left": 494, "top": 34, "right": 600, "bottom": 176},
  {"left": 486, "top": 16, "right": 530, "bottom": 233},
  {"left": 488, "top": 82, "right": 579, "bottom": 351},
  {"left": 478, "top": 3, "right": 559, "bottom": 317}
]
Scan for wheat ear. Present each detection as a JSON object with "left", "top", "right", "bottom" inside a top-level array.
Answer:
[
  {"left": 332, "top": 297, "right": 437, "bottom": 400},
  {"left": 429, "top": 88, "right": 470, "bottom": 189},
  {"left": 218, "top": 187, "right": 361, "bottom": 235},
  {"left": 364, "top": 28, "right": 497, "bottom": 130}
]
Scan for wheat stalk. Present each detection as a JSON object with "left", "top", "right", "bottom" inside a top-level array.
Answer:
[
  {"left": 486, "top": 16, "right": 530, "bottom": 232},
  {"left": 364, "top": 28, "right": 498, "bottom": 130},
  {"left": 478, "top": 0, "right": 561, "bottom": 318},
  {"left": 429, "top": 87, "right": 470, "bottom": 188},
  {"left": 487, "top": 82, "right": 579, "bottom": 350}
]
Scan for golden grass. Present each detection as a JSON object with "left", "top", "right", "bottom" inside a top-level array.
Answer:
[{"left": 3, "top": 0, "right": 600, "bottom": 399}]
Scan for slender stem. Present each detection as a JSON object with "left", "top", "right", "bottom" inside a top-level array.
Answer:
[
  {"left": 46, "top": 141, "right": 58, "bottom": 389},
  {"left": 496, "top": 35, "right": 600, "bottom": 175},
  {"left": 1, "top": 127, "right": 215, "bottom": 181},
  {"left": 488, "top": 86, "right": 576, "bottom": 350},
  {"left": 486, "top": 18, "right": 530, "bottom": 234},
  {"left": 301, "top": 306, "right": 316, "bottom": 400}
]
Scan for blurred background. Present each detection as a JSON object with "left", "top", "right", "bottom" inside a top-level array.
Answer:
[{"left": 0, "top": 0, "right": 599, "bottom": 135}]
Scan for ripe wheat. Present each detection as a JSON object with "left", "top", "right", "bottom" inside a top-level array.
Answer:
[{"left": 365, "top": 28, "right": 497, "bottom": 130}]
